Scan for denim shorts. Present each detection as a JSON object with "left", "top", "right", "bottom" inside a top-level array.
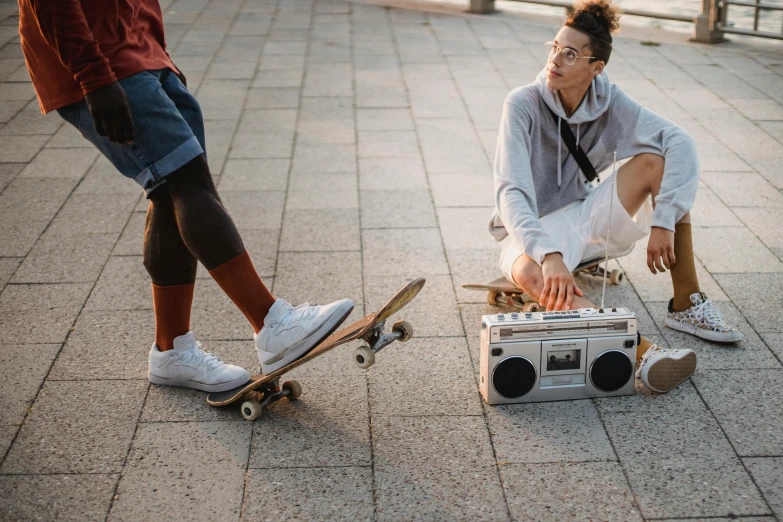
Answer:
[{"left": 56, "top": 68, "right": 206, "bottom": 197}]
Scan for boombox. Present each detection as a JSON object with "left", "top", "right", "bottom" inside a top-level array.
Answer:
[{"left": 480, "top": 308, "right": 638, "bottom": 404}]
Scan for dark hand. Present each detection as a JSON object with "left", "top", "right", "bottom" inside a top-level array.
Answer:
[
  {"left": 540, "top": 253, "right": 584, "bottom": 311},
  {"left": 647, "top": 226, "right": 676, "bottom": 274},
  {"left": 84, "top": 82, "right": 135, "bottom": 145}
]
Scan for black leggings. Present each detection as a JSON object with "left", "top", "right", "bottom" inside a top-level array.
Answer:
[{"left": 143, "top": 155, "right": 245, "bottom": 286}]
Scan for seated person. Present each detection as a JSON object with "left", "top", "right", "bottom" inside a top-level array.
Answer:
[{"left": 488, "top": 0, "right": 743, "bottom": 393}]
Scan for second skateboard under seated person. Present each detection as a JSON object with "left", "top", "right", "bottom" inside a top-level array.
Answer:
[{"left": 488, "top": 0, "right": 743, "bottom": 393}]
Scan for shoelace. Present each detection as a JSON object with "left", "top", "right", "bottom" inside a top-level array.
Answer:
[
  {"left": 635, "top": 344, "right": 674, "bottom": 378},
  {"left": 182, "top": 341, "right": 223, "bottom": 370},
  {"left": 692, "top": 299, "right": 725, "bottom": 326},
  {"left": 278, "top": 302, "right": 318, "bottom": 327}
]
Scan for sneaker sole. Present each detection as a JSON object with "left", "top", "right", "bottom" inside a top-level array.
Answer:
[
  {"left": 643, "top": 351, "right": 697, "bottom": 393},
  {"left": 149, "top": 372, "right": 250, "bottom": 393},
  {"left": 261, "top": 301, "right": 355, "bottom": 374},
  {"left": 664, "top": 317, "right": 744, "bottom": 343}
]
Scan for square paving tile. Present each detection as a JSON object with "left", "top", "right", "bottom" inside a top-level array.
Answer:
[
  {"left": 692, "top": 227, "right": 783, "bottom": 273},
  {"left": 447, "top": 247, "right": 505, "bottom": 303},
  {"left": 364, "top": 275, "right": 463, "bottom": 337},
  {"left": 280, "top": 208, "right": 360, "bottom": 252},
  {"left": 744, "top": 457, "right": 783, "bottom": 520},
  {"left": 286, "top": 173, "right": 358, "bottom": 209},
  {"left": 0, "top": 162, "right": 24, "bottom": 192},
  {"left": 220, "top": 190, "right": 285, "bottom": 229},
  {"left": 759, "top": 332, "right": 783, "bottom": 362},
  {"left": 18, "top": 148, "right": 98, "bottom": 179},
  {"left": 0, "top": 344, "right": 59, "bottom": 425},
  {"left": 692, "top": 369, "right": 783, "bottom": 456},
  {"left": 112, "top": 212, "right": 145, "bottom": 256},
  {"left": 733, "top": 206, "right": 783, "bottom": 251},
  {"left": 373, "top": 415, "right": 508, "bottom": 522},
  {"left": 438, "top": 207, "right": 499, "bottom": 251},
  {"left": 370, "top": 337, "right": 481, "bottom": 416},
  {"left": 358, "top": 156, "right": 428, "bottom": 190},
  {"left": 274, "top": 251, "right": 363, "bottom": 305},
  {"left": 356, "top": 108, "right": 414, "bottom": 130},
  {"left": 362, "top": 228, "right": 449, "bottom": 276},
  {"left": 219, "top": 158, "right": 289, "bottom": 191},
  {"left": 291, "top": 142, "right": 356, "bottom": 173},
  {"left": 0, "top": 135, "right": 48, "bottom": 162},
  {"left": 602, "top": 409, "right": 768, "bottom": 518},
  {"left": 0, "top": 474, "right": 118, "bottom": 522},
  {"left": 715, "top": 273, "right": 783, "bottom": 332},
  {"left": 2, "top": 380, "right": 147, "bottom": 474},
  {"left": 243, "top": 467, "right": 374, "bottom": 521},
  {"left": 487, "top": 400, "right": 616, "bottom": 464},
  {"left": 109, "top": 421, "right": 251, "bottom": 521},
  {"left": 190, "top": 278, "right": 259, "bottom": 341},
  {"left": 47, "top": 192, "right": 138, "bottom": 235},
  {"left": 12, "top": 230, "right": 117, "bottom": 283},
  {"left": 248, "top": 376, "right": 370, "bottom": 468},
  {"left": 0, "top": 425, "right": 17, "bottom": 458},
  {"left": 86, "top": 256, "right": 151, "bottom": 311},
  {"left": 0, "top": 257, "right": 21, "bottom": 289},
  {"left": 701, "top": 171, "right": 783, "bottom": 207},
  {"left": 49, "top": 310, "right": 154, "bottom": 381},
  {"left": 360, "top": 189, "right": 437, "bottom": 229},
  {"left": 501, "top": 462, "right": 642, "bottom": 522}
]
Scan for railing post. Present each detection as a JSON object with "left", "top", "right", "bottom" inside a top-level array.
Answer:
[
  {"left": 692, "top": 0, "right": 726, "bottom": 42},
  {"left": 469, "top": 0, "right": 495, "bottom": 14}
]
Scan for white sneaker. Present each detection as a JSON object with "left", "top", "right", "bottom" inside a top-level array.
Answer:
[
  {"left": 148, "top": 332, "right": 250, "bottom": 392},
  {"left": 255, "top": 298, "right": 354, "bottom": 374},
  {"left": 665, "top": 292, "right": 743, "bottom": 343},
  {"left": 635, "top": 344, "right": 697, "bottom": 393}
]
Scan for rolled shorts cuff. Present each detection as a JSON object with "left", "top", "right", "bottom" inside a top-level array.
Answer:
[{"left": 137, "top": 136, "right": 204, "bottom": 197}]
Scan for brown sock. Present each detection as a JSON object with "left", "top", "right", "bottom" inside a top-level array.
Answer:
[
  {"left": 152, "top": 283, "right": 195, "bottom": 351},
  {"left": 670, "top": 223, "right": 700, "bottom": 312},
  {"left": 208, "top": 250, "right": 275, "bottom": 333},
  {"left": 636, "top": 335, "right": 654, "bottom": 364}
]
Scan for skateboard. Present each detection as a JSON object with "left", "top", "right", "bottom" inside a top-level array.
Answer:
[
  {"left": 206, "top": 277, "right": 426, "bottom": 420},
  {"left": 462, "top": 257, "right": 625, "bottom": 313}
]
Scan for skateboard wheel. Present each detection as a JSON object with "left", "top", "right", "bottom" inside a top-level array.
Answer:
[
  {"left": 610, "top": 269, "right": 624, "bottom": 285},
  {"left": 240, "top": 399, "right": 263, "bottom": 421},
  {"left": 353, "top": 346, "right": 375, "bottom": 369},
  {"left": 522, "top": 301, "right": 540, "bottom": 313},
  {"left": 283, "top": 380, "right": 302, "bottom": 401},
  {"left": 392, "top": 320, "right": 413, "bottom": 342},
  {"left": 487, "top": 291, "right": 499, "bottom": 306}
]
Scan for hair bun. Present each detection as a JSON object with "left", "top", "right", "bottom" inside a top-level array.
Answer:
[{"left": 574, "top": 0, "right": 621, "bottom": 35}]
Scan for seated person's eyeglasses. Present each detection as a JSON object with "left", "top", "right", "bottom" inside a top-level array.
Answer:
[{"left": 545, "top": 41, "right": 595, "bottom": 66}]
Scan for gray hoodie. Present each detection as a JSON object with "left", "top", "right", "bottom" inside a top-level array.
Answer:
[{"left": 488, "top": 69, "right": 699, "bottom": 265}]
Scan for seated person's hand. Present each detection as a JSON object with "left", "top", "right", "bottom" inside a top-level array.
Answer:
[
  {"left": 647, "top": 226, "right": 676, "bottom": 274},
  {"left": 541, "top": 253, "right": 583, "bottom": 311}
]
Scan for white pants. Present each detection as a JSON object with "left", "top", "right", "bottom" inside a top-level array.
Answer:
[{"left": 499, "top": 173, "right": 653, "bottom": 283}]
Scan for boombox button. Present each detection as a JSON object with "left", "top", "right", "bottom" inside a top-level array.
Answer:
[
  {"left": 497, "top": 314, "right": 505, "bottom": 320},
  {"left": 624, "top": 340, "right": 635, "bottom": 348},
  {"left": 491, "top": 348, "right": 503, "bottom": 357},
  {"left": 510, "top": 312, "right": 519, "bottom": 319}
]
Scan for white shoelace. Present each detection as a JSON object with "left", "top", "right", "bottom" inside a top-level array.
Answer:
[
  {"left": 278, "top": 302, "right": 318, "bottom": 327},
  {"left": 182, "top": 341, "right": 223, "bottom": 370},
  {"left": 692, "top": 299, "right": 725, "bottom": 326}
]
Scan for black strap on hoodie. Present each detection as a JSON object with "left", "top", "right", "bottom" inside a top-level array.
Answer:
[{"left": 547, "top": 108, "right": 598, "bottom": 183}]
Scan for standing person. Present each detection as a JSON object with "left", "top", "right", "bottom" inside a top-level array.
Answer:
[
  {"left": 18, "top": 1, "right": 354, "bottom": 392},
  {"left": 489, "top": 0, "right": 743, "bottom": 393}
]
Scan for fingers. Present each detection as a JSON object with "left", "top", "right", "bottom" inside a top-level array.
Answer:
[
  {"left": 573, "top": 283, "right": 584, "bottom": 297},
  {"left": 564, "top": 282, "right": 574, "bottom": 310},
  {"left": 653, "top": 252, "right": 666, "bottom": 273},
  {"left": 540, "top": 279, "right": 551, "bottom": 310},
  {"left": 647, "top": 249, "right": 657, "bottom": 274},
  {"left": 93, "top": 113, "right": 106, "bottom": 137}
]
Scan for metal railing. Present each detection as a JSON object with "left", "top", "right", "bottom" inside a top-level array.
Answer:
[
  {"left": 714, "top": 0, "right": 783, "bottom": 40},
  {"left": 468, "top": 0, "right": 783, "bottom": 42}
]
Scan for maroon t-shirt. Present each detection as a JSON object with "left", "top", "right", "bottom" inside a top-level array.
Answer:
[{"left": 19, "top": 0, "right": 178, "bottom": 113}]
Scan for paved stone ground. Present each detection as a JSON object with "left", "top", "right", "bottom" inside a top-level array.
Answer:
[{"left": 0, "top": 0, "right": 782, "bottom": 520}]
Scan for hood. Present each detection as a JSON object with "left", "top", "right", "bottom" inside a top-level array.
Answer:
[
  {"left": 535, "top": 68, "right": 612, "bottom": 124},
  {"left": 535, "top": 68, "right": 612, "bottom": 187}
]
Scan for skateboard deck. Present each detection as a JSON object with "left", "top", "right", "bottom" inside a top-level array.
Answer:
[
  {"left": 206, "top": 277, "right": 426, "bottom": 419},
  {"left": 461, "top": 257, "right": 625, "bottom": 311}
]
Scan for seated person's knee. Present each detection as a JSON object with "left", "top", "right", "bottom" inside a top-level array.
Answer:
[{"left": 512, "top": 257, "right": 544, "bottom": 293}]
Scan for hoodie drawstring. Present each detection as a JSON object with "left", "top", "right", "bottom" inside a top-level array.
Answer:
[
  {"left": 576, "top": 123, "right": 580, "bottom": 148},
  {"left": 557, "top": 117, "right": 562, "bottom": 188}
]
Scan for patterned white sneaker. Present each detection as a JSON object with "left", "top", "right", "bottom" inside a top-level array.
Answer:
[
  {"left": 255, "top": 298, "right": 354, "bottom": 374},
  {"left": 635, "top": 344, "right": 697, "bottom": 393},
  {"left": 149, "top": 332, "right": 250, "bottom": 392},
  {"left": 665, "top": 292, "right": 744, "bottom": 343}
]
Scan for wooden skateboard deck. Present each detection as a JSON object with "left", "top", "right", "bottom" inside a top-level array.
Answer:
[{"left": 206, "top": 277, "right": 426, "bottom": 418}]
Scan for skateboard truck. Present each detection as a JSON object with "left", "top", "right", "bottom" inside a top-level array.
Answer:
[
  {"left": 353, "top": 320, "right": 413, "bottom": 369},
  {"left": 240, "top": 379, "right": 303, "bottom": 421}
]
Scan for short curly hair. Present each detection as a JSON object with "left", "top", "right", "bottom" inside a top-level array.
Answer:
[{"left": 565, "top": 0, "right": 621, "bottom": 64}]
